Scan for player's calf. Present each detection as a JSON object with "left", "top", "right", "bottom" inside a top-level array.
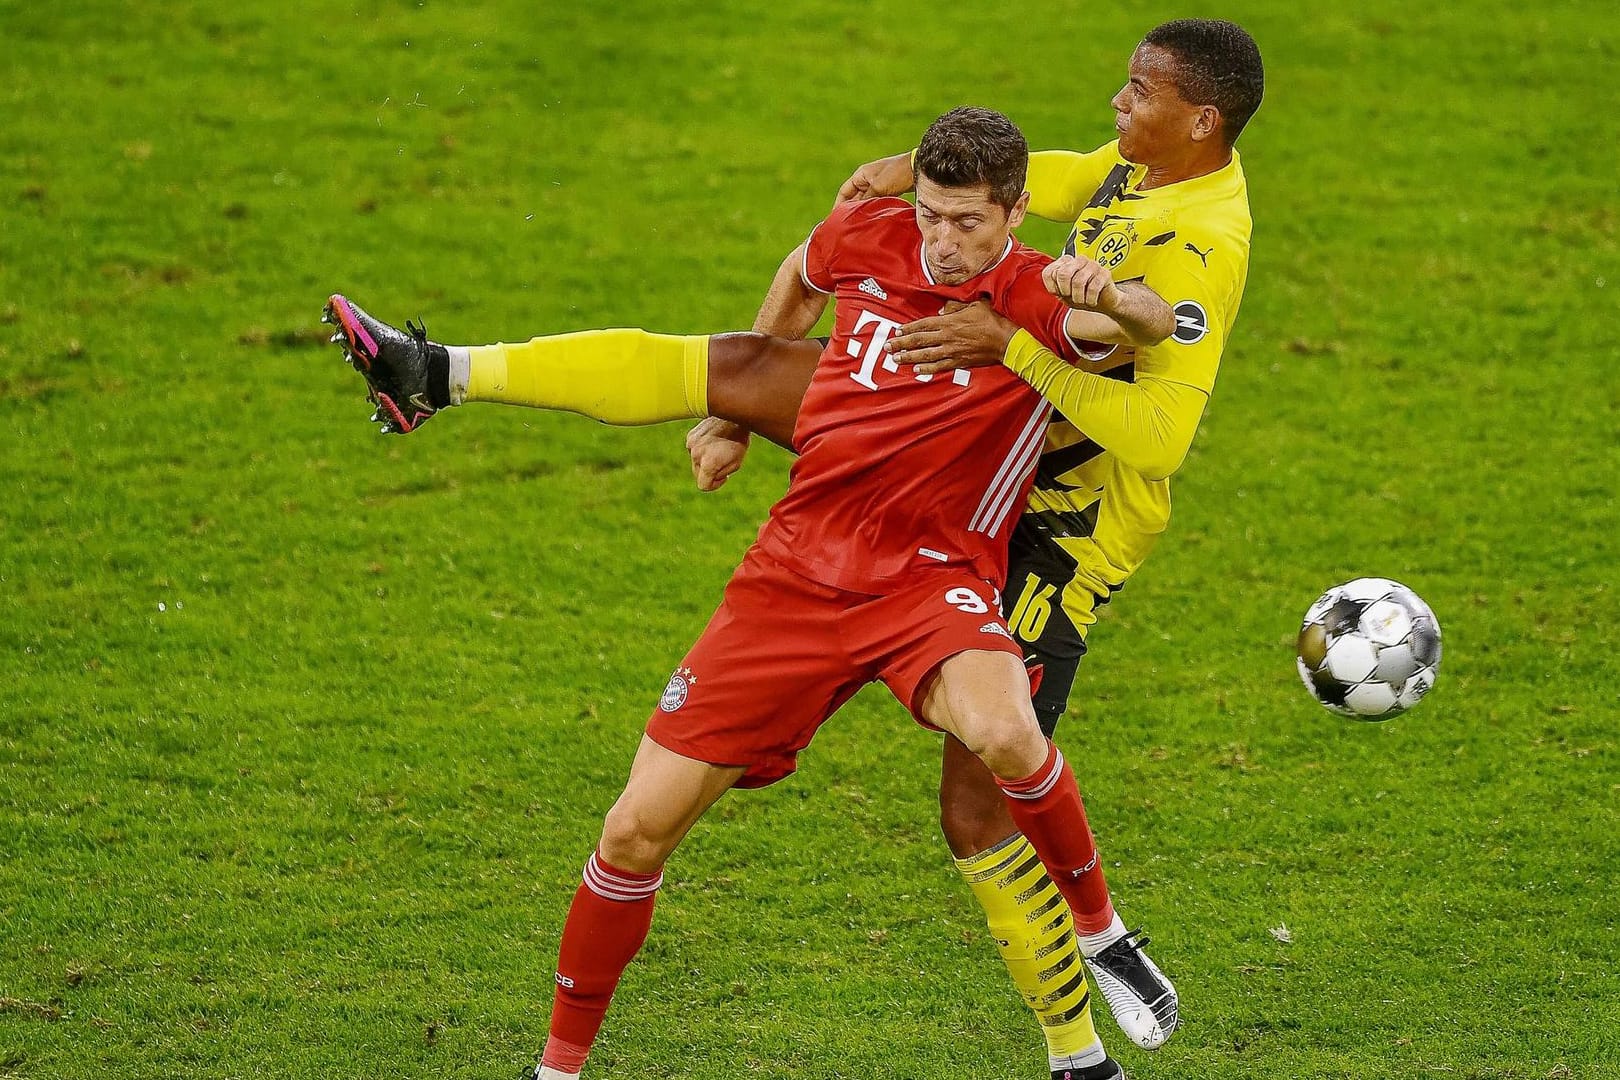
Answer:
[{"left": 993, "top": 741, "right": 1180, "bottom": 1050}]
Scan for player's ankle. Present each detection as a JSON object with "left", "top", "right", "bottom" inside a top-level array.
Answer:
[
  {"left": 445, "top": 344, "right": 470, "bottom": 405},
  {"left": 422, "top": 341, "right": 452, "bottom": 408},
  {"left": 1076, "top": 911, "right": 1126, "bottom": 957},
  {"left": 1049, "top": 1038, "right": 1109, "bottom": 1071}
]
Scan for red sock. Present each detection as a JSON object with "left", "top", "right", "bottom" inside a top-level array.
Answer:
[
  {"left": 997, "top": 741, "right": 1116, "bottom": 934},
  {"left": 540, "top": 851, "right": 663, "bottom": 1073}
]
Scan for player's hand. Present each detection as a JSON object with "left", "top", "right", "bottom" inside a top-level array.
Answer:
[
  {"left": 885, "top": 300, "right": 1018, "bottom": 376},
  {"left": 686, "top": 417, "right": 753, "bottom": 492},
  {"left": 834, "top": 152, "right": 914, "bottom": 206},
  {"left": 1042, "top": 254, "right": 1122, "bottom": 313}
]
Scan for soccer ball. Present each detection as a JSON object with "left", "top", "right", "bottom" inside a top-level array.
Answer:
[{"left": 1295, "top": 578, "right": 1442, "bottom": 721}]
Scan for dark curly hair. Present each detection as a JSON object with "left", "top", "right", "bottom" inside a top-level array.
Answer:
[{"left": 913, "top": 106, "right": 1029, "bottom": 210}]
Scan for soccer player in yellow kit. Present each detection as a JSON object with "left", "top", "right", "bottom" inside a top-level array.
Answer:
[{"left": 325, "top": 20, "right": 1261, "bottom": 1080}]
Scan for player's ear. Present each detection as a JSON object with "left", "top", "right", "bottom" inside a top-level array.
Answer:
[
  {"left": 1006, "top": 190, "right": 1031, "bottom": 230},
  {"left": 1190, "top": 105, "right": 1221, "bottom": 143}
]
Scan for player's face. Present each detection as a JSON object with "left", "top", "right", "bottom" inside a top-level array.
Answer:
[
  {"left": 1111, "top": 44, "right": 1204, "bottom": 165},
  {"left": 914, "top": 176, "right": 1029, "bottom": 286}
]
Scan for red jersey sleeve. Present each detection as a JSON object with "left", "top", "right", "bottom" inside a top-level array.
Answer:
[
  {"left": 801, "top": 199, "right": 871, "bottom": 294},
  {"left": 997, "top": 262, "right": 1092, "bottom": 362}
]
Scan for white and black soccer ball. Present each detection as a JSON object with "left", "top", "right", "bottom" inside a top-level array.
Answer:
[{"left": 1296, "top": 578, "right": 1442, "bottom": 721}]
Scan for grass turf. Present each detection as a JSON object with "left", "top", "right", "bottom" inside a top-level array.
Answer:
[{"left": 2, "top": 2, "right": 1617, "bottom": 1078}]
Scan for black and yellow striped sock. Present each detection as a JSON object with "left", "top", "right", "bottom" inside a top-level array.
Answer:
[
  {"left": 463, "top": 329, "right": 708, "bottom": 424},
  {"left": 956, "top": 834, "right": 1102, "bottom": 1064}
]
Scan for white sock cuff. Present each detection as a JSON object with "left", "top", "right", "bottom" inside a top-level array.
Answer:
[
  {"left": 582, "top": 852, "right": 664, "bottom": 901},
  {"left": 447, "top": 345, "right": 471, "bottom": 405},
  {"left": 1076, "top": 912, "right": 1127, "bottom": 957},
  {"left": 1049, "top": 1038, "right": 1109, "bottom": 1071}
]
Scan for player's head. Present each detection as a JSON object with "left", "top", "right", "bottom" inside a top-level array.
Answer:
[
  {"left": 913, "top": 106, "right": 1031, "bottom": 286},
  {"left": 1114, "top": 20, "right": 1264, "bottom": 164}
]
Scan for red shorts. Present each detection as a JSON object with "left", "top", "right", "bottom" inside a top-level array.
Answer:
[{"left": 645, "top": 547, "right": 1025, "bottom": 788}]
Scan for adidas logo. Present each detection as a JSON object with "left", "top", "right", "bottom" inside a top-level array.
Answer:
[
  {"left": 858, "top": 277, "right": 888, "bottom": 301},
  {"left": 979, "top": 622, "right": 1013, "bottom": 640}
]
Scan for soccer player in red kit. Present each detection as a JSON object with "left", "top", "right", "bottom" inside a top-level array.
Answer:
[{"left": 332, "top": 106, "right": 1175, "bottom": 1080}]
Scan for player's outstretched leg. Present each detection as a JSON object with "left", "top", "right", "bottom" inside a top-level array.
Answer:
[
  {"left": 323, "top": 294, "right": 448, "bottom": 434},
  {"left": 920, "top": 652, "right": 1178, "bottom": 1053},
  {"left": 321, "top": 295, "right": 816, "bottom": 447}
]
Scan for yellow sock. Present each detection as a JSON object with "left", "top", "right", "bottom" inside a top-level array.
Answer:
[
  {"left": 464, "top": 329, "right": 708, "bottom": 424},
  {"left": 957, "top": 834, "right": 1101, "bottom": 1061}
]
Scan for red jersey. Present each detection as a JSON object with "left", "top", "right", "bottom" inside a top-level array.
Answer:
[{"left": 754, "top": 197, "right": 1089, "bottom": 594}]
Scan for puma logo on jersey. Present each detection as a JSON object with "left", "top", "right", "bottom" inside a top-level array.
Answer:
[
  {"left": 1184, "top": 241, "right": 1212, "bottom": 267},
  {"left": 858, "top": 277, "right": 888, "bottom": 301}
]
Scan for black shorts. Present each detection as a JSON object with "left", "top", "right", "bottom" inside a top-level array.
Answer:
[{"left": 1000, "top": 516, "right": 1118, "bottom": 735}]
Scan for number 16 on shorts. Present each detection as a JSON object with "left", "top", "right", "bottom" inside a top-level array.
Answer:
[{"left": 1006, "top": 572, "right": 1058, "bottom": 645}]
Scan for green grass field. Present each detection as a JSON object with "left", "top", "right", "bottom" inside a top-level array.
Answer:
[{"left": 3, "top": 2, "right": 1618, "bottom": 1078}]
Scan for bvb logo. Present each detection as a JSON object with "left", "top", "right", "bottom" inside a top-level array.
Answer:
[{"left": 1094, "top": 227, "right": 1132, "bottom": 270}]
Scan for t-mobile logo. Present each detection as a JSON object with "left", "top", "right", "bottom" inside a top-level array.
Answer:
[
  {"left": 846, "top": 309, "right": 904, "bottom": 389},
  {"left": 846, "top": 308, "right": 970, "bottom": 389}
]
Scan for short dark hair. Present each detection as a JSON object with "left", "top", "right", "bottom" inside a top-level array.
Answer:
[
  {"left": 1143, "top": 19, "right": 1264, "bottom": 145},
  {"left": 914, "top": 106, "right": 1029, "bottom": 210}
]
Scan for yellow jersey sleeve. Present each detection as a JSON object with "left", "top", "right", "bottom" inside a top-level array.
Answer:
[
  {"left": 1004, "top": 329, "right": 1210, "bottom": 481},
  {"left": 1026, "top": 147, "right": 1117, "bottom": 224},
  {"left": 1132, "top": 222, "right": 1247, "bottom": 395}
]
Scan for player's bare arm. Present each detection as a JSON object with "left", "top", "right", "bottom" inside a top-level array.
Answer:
[
  {"left": 685, "top": 243, "right": 827, "bottom": 490},
  {"left": 754, "top": 243, "right": 828, "bottom": 337},
  {"left": 835, "top": 151, "right": 914, "bottom": 205},
  {"left": 883, "top": 300, "right": 1017, "bottom": 374},
  {"left": 1043, "top": 255, "right": 1175, "bottom": 343},
  {"left": 888, "top": 288, "right": 1171, "bottom": 373}
]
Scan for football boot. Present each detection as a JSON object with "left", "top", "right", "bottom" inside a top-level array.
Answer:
[
  {"left": 322, "top": 293, "right": 445, "bottom": 434},
  {"left": 1084, "top": 929, "right": 1178, "bottom": 1051}
]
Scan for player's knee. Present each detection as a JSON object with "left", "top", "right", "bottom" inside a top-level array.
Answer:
[
  {"left": 598, "top": 802, "right": 676, "bottom": 874},
  {"left": 947, "top": 684, "right": 1041, "bottom": 755},
  {"left": 956, "top": 709, "right": 1045, "bottom": 779},
  {"left": 707, "top": 331, "right": 775, "bottom": 384}
]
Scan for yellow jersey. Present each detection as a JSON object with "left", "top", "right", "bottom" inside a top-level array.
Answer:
[{"left": 1003, "top": 142, "right": 1252, "bottom": 659}]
